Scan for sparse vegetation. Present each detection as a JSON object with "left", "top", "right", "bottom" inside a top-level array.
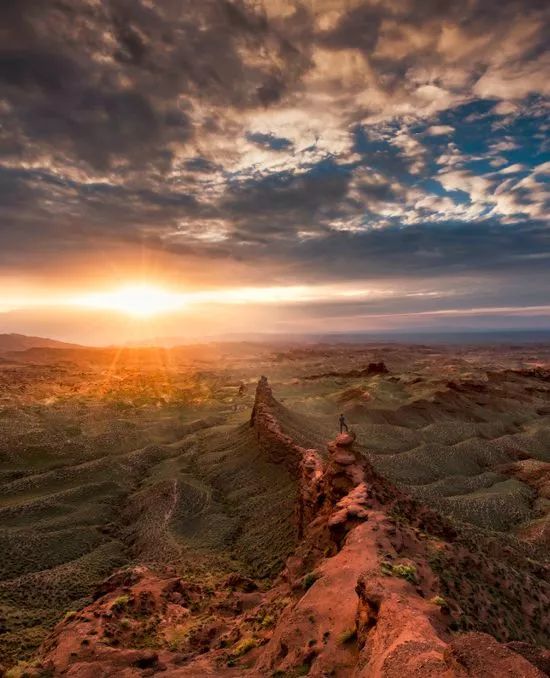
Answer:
[
  {"left": 430, "top": 595, "right": 447, "bottom": 607},
  {"left": 4, "top": 660, "right": 43, "bottom": 678},
  {"left": 260, "top": 613, "right": 275, "bottom": 628},
  {"left": 111, "top": 594, "right": 131, "bottom": 612},
  {"left": 302, "top": 572, "right": 320, "bottom": 590},
  {"left": 230, "top": 637, "right": 258, "bottom": 658},
  {"left": 380, "top": 560, "right": 417, "bottom": 583},
  {"left": 338, "top": 627, "right": 357, "bottom": 644},
  {"left": 391, "top": 563, "right": 417, "bottom": 583}
]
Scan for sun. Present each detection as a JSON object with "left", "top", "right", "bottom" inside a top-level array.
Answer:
[{"left": 73, "top": 283, "right": 186, "bottom": 317}]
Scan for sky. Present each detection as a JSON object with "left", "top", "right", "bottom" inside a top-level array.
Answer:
[{"left": 0, "top": 0, "right": 549, "bottom": 344}]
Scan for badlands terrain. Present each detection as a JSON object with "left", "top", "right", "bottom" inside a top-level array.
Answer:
[{"left": 0, "top": 340, "right": 549, "bottom": 676}]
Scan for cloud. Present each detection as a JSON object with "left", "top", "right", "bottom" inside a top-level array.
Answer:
[
  {"left": 437, "top": 170, "right": 493, "bottom": 203},
  {"left": 492, "top": 100, "right": 521, "bottom": 116},
  {"left": 425, "top": 125, "right": 455, "bottom": 136},
  {"left": 474, "top": 52, "right": 550, "bottom": 100},
  {"left": 0, "top": 0, "right": 548, "bottom": 329},
  {"left": 488, "top": 139, "right": 521, "bottom": 152},
  {"left": 499, "top": 163, "right": 527, "bottom": 174}
]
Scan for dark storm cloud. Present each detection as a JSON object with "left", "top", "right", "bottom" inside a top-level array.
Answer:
[
  {"left": 0, "top": 0, "right": 310, "bottom": 171},
  {"left": 0, "top": 0, "right": 549, "bottom": 298},
  {"left": 222, "top": 160, "right": 353, "bottom": 236},
  {"left": 287, "top": 220, "right": 550, "bottom": 280}
]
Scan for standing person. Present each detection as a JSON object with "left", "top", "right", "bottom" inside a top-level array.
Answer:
[{"left": 339, "top": 413, "right": 348, "bottom": 433}]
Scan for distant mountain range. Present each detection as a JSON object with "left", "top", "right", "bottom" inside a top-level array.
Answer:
[
  {"left": 128, "top": 329, "right": 550, "bottom": 347},
  {"left": 1, "top": 329, "right": 549, "bottom": 353},
  {"left": 0, "top": 333, "right": 82, "bottom": 352}
]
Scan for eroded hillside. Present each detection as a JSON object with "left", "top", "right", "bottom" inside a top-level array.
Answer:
[{"left": 0, "top": 343, "right": 549, "bottom": 676}]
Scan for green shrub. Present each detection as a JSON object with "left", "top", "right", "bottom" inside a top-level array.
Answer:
[
  {"left": 391, "top": 563, "right": 417, "bottom": 583},
  {"left": 430, "top": 595, "right": 447, "bottom": 607},
  {"left": 338, "top": 627, "right": 357, "bottom": 644},
  {"left": 302, "top": 572, "right": 319, "bottom": 590},
  {"left": 231, "top": 637, "right": 257, "bottom": 658},
  {"left": 380, "top": 561, "right": 393, "bottom": 576},
  {"left": 261, "top": 614, "right": 275, "bottom": 628},
  {"left": 111, "top": 594, "right": 131, "bottom": 612}
]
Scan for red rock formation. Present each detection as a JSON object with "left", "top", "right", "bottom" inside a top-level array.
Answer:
[
  {"left": 251, "top": 374, "right": 325, "bottom": 537},
  {"left": 250, "top": 375, "right": 320, "bottom": 474}
]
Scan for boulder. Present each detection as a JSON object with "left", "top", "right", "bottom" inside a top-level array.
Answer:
[{"left": 334, "top": 431, "right": 356, "bottom": 447}]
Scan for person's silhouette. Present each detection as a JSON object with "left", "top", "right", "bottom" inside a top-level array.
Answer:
[{"left": 339, "top": 413, "right": 348, "bottom": 433}]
